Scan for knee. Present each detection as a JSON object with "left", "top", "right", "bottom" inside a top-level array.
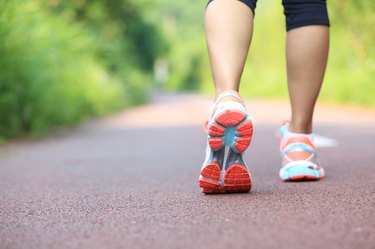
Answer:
[{"left": 282, "top": 0, "right": 330, "bottom": 31}]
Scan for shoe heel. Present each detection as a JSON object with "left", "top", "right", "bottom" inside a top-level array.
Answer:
[
  {"left": 223, "top": 163, "right": 252, "bottom": 193},
  {"left": 207, "top": 109, "right": 253, "bottom": 153},
  {"left": 199, "top": 162, "right": 223, "bottom": 194}
]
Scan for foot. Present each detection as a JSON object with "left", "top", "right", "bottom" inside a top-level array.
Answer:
[
  {"left": 199, "top": 91, "right": 254, "bottom": 194},
  {"left": 278, "top": 123, "right": 325, "bottom": 181}
]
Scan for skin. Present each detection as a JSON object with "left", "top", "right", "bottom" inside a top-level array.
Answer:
[{"left": 205, "top": 0, "right": 329, "bottom": 133}]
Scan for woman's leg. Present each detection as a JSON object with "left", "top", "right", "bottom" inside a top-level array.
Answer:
[
  {"left": 278, "top": 0, "right": 330, "bottom": 182},
  {"left": 286, "top": 25, "right": 329, "bottom": 133},
  {"left": 283, "top": 0, "right": 330, "bottom": 133},
  {"left": 205, "top": 0, "right": 254, "bottom": 99},
  {"left": 199, "top": 0, "right": 256, "bottom": 194}
]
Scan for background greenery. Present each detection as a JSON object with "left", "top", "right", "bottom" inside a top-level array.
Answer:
[
  {"left": 1, "top": 0, "right": 374, "bottom": 140},
  {"left": 0, "top": 0, "right": 166, "bottom": 139}
]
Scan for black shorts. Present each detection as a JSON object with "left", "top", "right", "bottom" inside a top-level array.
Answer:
[{"left": 207, "top": 0, "right": 330, "bottom": 31}]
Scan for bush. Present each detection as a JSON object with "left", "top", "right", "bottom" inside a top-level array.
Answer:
[
  {"left": 0, "top": 2, "right": 125, "bottom": 138},
  {"left": 0, "top": 0, "right": 167, "bottom": 139}
]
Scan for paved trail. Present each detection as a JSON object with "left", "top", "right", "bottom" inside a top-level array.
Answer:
[{"left": 1, "top": 93, "right": 375, "bottom": 249}]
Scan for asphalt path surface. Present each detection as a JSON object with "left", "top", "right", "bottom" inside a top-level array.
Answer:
[{"left": 1, "top": 93, "right": 375, "bottom": 249}]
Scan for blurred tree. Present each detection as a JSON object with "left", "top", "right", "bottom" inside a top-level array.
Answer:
[
  {"left": 0, "top": 0, "right": 168, "bottom": 139},
  {"left": 48, "top": 0, "right": 168, "bottom": 72}
]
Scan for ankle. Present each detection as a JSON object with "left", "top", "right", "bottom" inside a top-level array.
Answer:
[
  {"left": 288, "top": 122, "right": 312, "bottom": 134},
  {"left": 214, "top": 90, "right": 243, "bottom": 104},
  {"left": 215, "top": 96, "right": 242, "bottom": 104},
  {"left": 215, "top": 88, "right": 239, "bottom": 97}
]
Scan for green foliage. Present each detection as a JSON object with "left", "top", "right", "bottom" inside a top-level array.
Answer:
[
  {"left": 49, "top": 0, "right": 167, "bottom": 72},
  {"left": 0, "top": 1, "right": 121, "bottom": 137},
  {"left": 151, "top": 0, "right": 207, "bottom": 91},
  {"left": 0, "top": 0, "right": 167, "bottom": 139},
  {"left": 321, "top": 1, "right": 375, "bottom": 106},
  {"left": 235, "top": 1, "right": 288, "bottom": 99}
]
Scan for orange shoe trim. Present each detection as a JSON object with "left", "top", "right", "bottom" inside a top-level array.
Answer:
[{"left": 215, "top": 110, "right": 246, "bottom": 127}]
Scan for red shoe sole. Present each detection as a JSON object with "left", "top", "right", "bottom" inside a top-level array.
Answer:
[
  {"left": 199, "top": 162, "right": 223, "bottom": 194},
  {"left": 224, "top": 164, "right": 252, "bottom": 193},
  {"left": 199, "top": 163, "right": 252, "bottom": 194},
  {"left": 282, "top": 174, "right": 325, "bottom": 182},
  {"left": 207, "top": 110, "right": 253, "bottom": 153}
]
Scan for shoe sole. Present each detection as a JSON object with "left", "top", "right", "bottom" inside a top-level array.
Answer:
[
  {"left": 207, "top": 109, "right": 253, "bottom": 153},
  {"left": 223, "top": 163, "right": 252, "bottom": 193},
  {"left": 279, "top": 165, "right": 325, "bottom": 182},
  {"left": 199, "top": 109, "right": 253, "bottom": 194},
  {"left": 199, "top": 163, "right": 252, "bottom": 194}
]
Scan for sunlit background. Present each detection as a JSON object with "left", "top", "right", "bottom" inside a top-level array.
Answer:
[{"left": 0, "top": 0, "right": 374, "bottom": 140}]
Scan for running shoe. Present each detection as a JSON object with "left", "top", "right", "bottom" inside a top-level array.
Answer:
[
  {"left": 278, "top": 123, "right": 325, "bottom": 181},
  {"left": 199, "top": 91, "right": 253, "bottom": 194}
]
